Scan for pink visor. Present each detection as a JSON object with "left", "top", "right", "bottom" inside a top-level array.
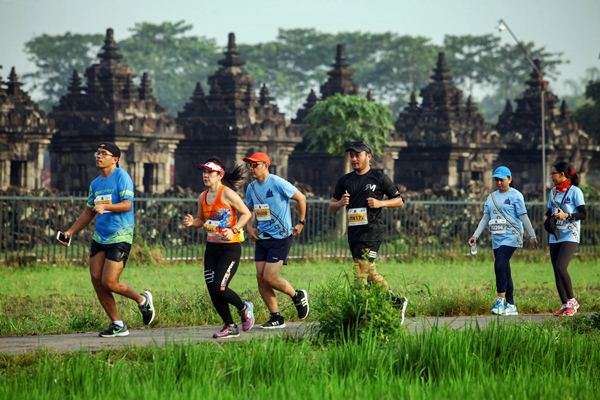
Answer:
[{"left": 200, "top": 161, "right": 224, "bottom": 174}]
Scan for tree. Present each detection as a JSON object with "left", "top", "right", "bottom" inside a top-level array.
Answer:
[
  {"left": 24, "top": 32, "right": 104, "bottom": 110},
  {"left": 574, "top": 79, "right": 600, "bottom": 141},
  {"left": 118, "top": 21, "right": 220, "bottom": 113},
  {"left": 304, "top": 94, "right": 394, "bottom": 158},
  {"left": 443, "top": 34, "right": 500, "bottom": 94}
]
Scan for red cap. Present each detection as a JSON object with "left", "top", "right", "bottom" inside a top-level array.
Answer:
[
  {"left": 243, "top": 152, "right": 271, "bottom": 165},
  {"left": 198, "top": 161, "right": 224, "bottom": 174}
]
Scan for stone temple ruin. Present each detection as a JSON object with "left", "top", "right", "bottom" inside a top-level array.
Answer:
[{"left": 1, "top": 28, "right": 597, "bottom": 197}]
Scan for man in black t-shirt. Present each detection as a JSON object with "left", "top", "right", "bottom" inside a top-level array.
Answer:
[{"left": 330, "top": 141, "right": 408, "bottom": 320}]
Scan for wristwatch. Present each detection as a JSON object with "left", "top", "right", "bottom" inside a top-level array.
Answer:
[{"left": 231, "top": 227, "right": 240, "bottom": 234}]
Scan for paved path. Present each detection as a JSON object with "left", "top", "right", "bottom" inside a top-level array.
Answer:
[{"left": 0, "top": 314, "right": 557, "bottom": 355}]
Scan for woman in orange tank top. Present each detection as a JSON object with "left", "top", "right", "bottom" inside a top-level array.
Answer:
[{"left": 182, "top": 158, "right": 254, "bottom": 339}]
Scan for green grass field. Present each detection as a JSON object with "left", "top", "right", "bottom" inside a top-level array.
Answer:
[
  {"left": 2, "top": 257, "right": 600, "bottom": 336},
  {"left": 2, "top": 257, "right": 600, "bottom": 399}
]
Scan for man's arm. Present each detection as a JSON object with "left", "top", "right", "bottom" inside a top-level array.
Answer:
[
  {"left": 94, "top": 200, "right": 132, "bottom": 214},
  {"left": 291, "top": 190, "right": 307, "bottom": 236},
  {"left": 65, "top": 207, "right": 97, "bottom": 237}
]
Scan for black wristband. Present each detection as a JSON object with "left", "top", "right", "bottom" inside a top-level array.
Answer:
[{"left": 298, "top": 220, "right": 305, "bottom": 225}]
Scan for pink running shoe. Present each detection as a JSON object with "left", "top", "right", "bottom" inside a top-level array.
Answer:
[
  {"left": 563, "top": 299, "right": 580, "bottom": 316},
  {"left": 553, "top": 305, "right": 567, "bottom": 316},
  {"left": 240, "top": 301, "right": 255, "bottom": 332},
  {"left": 213, "top": 324, "right": 240, "bottom": 339}
]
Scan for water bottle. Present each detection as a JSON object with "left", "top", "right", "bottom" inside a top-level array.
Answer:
[{"left": 469, "top": 243, "right": 478, "bottom": 256}]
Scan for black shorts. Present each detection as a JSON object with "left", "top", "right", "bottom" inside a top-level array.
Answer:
[
  {"left": 349, "top": 241, "right": 382, "bottom": 261},
  {"left": 90, "top": 240, "right": 132, "bottom": 265},
  {"left": 255, "top": 235, "right": 293, "bottom": 265}
]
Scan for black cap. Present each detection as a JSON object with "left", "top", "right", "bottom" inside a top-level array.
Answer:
[
  {"left": 345, "top": 140, "right": 373, "bottom": 154},
  {"left": 97, "top": 142, "right": 121, "bottom": 158}
]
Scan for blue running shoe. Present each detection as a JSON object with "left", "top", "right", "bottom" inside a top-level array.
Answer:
[{"left": 491, "top": 298, "right": 506, "bottom": 315}]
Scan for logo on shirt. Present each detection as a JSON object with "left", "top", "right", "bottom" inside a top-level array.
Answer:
[
  {"left": 266, "top": 189, "right": 274, "bottom": 198},
  {"left": 504, "top": 199, "right": 511, "bottom": 205},
  {"left": 365, "top": 184, "right": 377, "bottom": 192},
  {"left": 564, "top": 197, "right": 571, "bottom": 204}
]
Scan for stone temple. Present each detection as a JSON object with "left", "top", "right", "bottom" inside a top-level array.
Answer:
[
  {"left": 0, "top": 67, "right": 55, "bottom": 191},
  {"left": 50, "top": 28, "right": 183, "bottom": 193},
  {"left": 175, "top": 33, "right": 301, "bottom": 191},
  {"left": 1, "top": 28, "right": 597, "bottom": 197}
]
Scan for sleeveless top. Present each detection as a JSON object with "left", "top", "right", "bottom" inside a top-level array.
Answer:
[{"left": 200, "top": 186, "right": 244, "bottom": 244}]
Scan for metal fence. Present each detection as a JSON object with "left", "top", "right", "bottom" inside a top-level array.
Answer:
[{"left": 1, "top": 196, "right": 598, "bottom": 264}]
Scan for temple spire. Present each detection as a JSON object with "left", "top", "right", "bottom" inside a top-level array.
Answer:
[
  {"left": 7, "top": 67, "right": 22, "bottom": 96},
  {"left": 218, "top": 32, "right": 244, "bottom": 68},
  {"left": 259, "top": 84, "right": 272, "bottom": 105},
  {"left": 68, "top": 70, "right": 83, "bottom": 95},
  {"left": 98, "top": 28, "right": 123, "bottom": 62},
  {"left": 138, "top": 72, "right": 153, "bottom": 100}
]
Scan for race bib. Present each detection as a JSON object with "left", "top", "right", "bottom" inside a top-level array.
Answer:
[
  {"left": 255, "top": 204, "right": 272, "bottom": 221},
  {"left": 489, "top": 217, "right": 507, "bottom": 235},
  {"left": 204, "top": 220, "right": 222, "bottom": 241},
  {"left": 94, "top": 194, "right": 112, "bottom": 213},
  {"left": 94, "top": 194, "right": 112, "bottom": 205},
  {"left": 348, "top": 207, "right": 368, "bottom": 226},
  {"left": 556, "top": 219, "right": 569, "bottom": 231}
]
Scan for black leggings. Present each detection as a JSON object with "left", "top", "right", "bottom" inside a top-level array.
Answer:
[
  {"left": 493, "top": 246, "right": 517, "bottom": 304},
  {"left": 549, "top": 242, "right": 578, "bottom": 304},
  {"left": 204, "top": 242, "right": 244, "bottom": 325}
]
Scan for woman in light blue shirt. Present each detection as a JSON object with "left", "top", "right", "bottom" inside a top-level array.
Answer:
[
  {"left": 468, "top": 166, "right": 537, "bottom": 316},
  {"left": 545, "top": 161, "right": 586, "bottom": 317}
]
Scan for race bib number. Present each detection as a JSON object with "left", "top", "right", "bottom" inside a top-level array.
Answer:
[
  {"left": 94, "top": 194, "right": 112, "bottom": 205},
  {"left": 489, "top": 217, "right": 507, "bottom": 235},
  {"left": 556, "top": 219, "right": 569, "bottom": 231},
  {"left": 348, "top": 208, "right": 368, "bottom": 226},
  {"left": 255, "top": 204, "right": 272, "bottom": 221},
  {"left": 204, "top": 220, "right": 222, "bottom": 241},
  {"left": 94, "top": 194, "right": 112, "bottom": 213}
]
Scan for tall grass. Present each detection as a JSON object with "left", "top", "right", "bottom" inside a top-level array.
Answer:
[{"left": 1, "top": 324, "right": 599, "bottom": 399}]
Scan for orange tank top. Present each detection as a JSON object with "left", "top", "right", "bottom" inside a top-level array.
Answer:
[{"left": 200, "top": 185, "right": 244, "bottom": 244}]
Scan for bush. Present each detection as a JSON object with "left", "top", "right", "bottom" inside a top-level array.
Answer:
[{"left": 311, "top": 275, "right": 403, "bottom": 342}]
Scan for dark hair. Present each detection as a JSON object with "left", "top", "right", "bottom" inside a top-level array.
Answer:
[
  {"left": 553, "top": 161, "right": 580, "bottom": 186},
  {"left": 205, "top": 157, "right": 246, "bottom": 190}
]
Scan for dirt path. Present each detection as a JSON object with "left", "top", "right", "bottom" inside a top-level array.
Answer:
[{"left": 0, "top": 314, "right": 557, "bottom": 355}]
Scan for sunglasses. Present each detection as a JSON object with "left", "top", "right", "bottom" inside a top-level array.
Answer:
[
  {"left": 94, "top": 151, "right": 114, "bottom": 158},
  {"left": 493, "top": 177, "right": 508, "bottom": 182},
  {"left": 247, "top": 162, "right": 262, "bottom": 169}
]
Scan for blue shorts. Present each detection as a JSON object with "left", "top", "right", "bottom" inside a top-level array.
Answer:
[{"left": 255, "top": 235, "right": 293, "bottom": 265}]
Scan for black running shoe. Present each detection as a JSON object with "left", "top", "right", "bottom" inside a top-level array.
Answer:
[
  {"left": 293, "top": 289, "right": 310, "bottom": 320},
  {"left": 99, "top": 322, "right": 129, "bottom": 337},
  {"left": 390, "top": 293, "right": 408, "bottom": 325},
  {"left": 139, "top": 290, "right": 155, "bottom": 326},
  {"left": 260, "top": 315, "right": 286, "bottom": 329}
]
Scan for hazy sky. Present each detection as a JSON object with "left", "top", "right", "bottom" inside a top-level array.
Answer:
[{"left": 1, "top": 0, "right": 599, "bottom": 97}]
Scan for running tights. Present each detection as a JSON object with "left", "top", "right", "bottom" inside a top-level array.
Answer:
[{"left": 549, "top": 242, "right": 578, "bottom": 304}]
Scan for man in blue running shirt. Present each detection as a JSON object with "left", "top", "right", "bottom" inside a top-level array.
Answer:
[
  {"left": 60, "top": 143, "right": 155, "bottom": 337},
  {"left": 244, "top": 152, "right": 309, "bottom": 329}
]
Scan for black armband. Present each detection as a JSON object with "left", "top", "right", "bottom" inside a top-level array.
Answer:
[{"left": 568, "top": 205, "right": 586, "bottom": 221}]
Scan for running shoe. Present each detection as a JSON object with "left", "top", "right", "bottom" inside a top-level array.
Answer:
[
  {"left": 99, "top": 322, "right": 129, "bottom": 337},
  {"left": 213, "top": 324, "right": 240, "bottom": 339},
  {"left": 553, "top": 304, "right": 567, "bottom": 316},
  {"left": 503, "top": 303, "right": 519, "bottom": 316},
  {"left": 491, "top": 298, "right": 506, "bottom": 315},
  {"left": 292, "top": 289, "right": 310, "bottom": 320},
  {"left": 139, "top": 290, "right": 155, "bottom": 325},
  {"left": 563, "top": 299, "right": 580, "bottom": 317},
  {"left": 389, "top": 293, "right": 409, "bottom": 325},
  {"left": 240, "top": 301, "right": 255, "bottom": 332},
  {"left": 260, "top": 315, "right": 286, "bottom": 329}
]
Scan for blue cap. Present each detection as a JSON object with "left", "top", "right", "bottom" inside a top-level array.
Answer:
[{"left": 492, "top": 166, "right": 511, "bottom": 179}]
